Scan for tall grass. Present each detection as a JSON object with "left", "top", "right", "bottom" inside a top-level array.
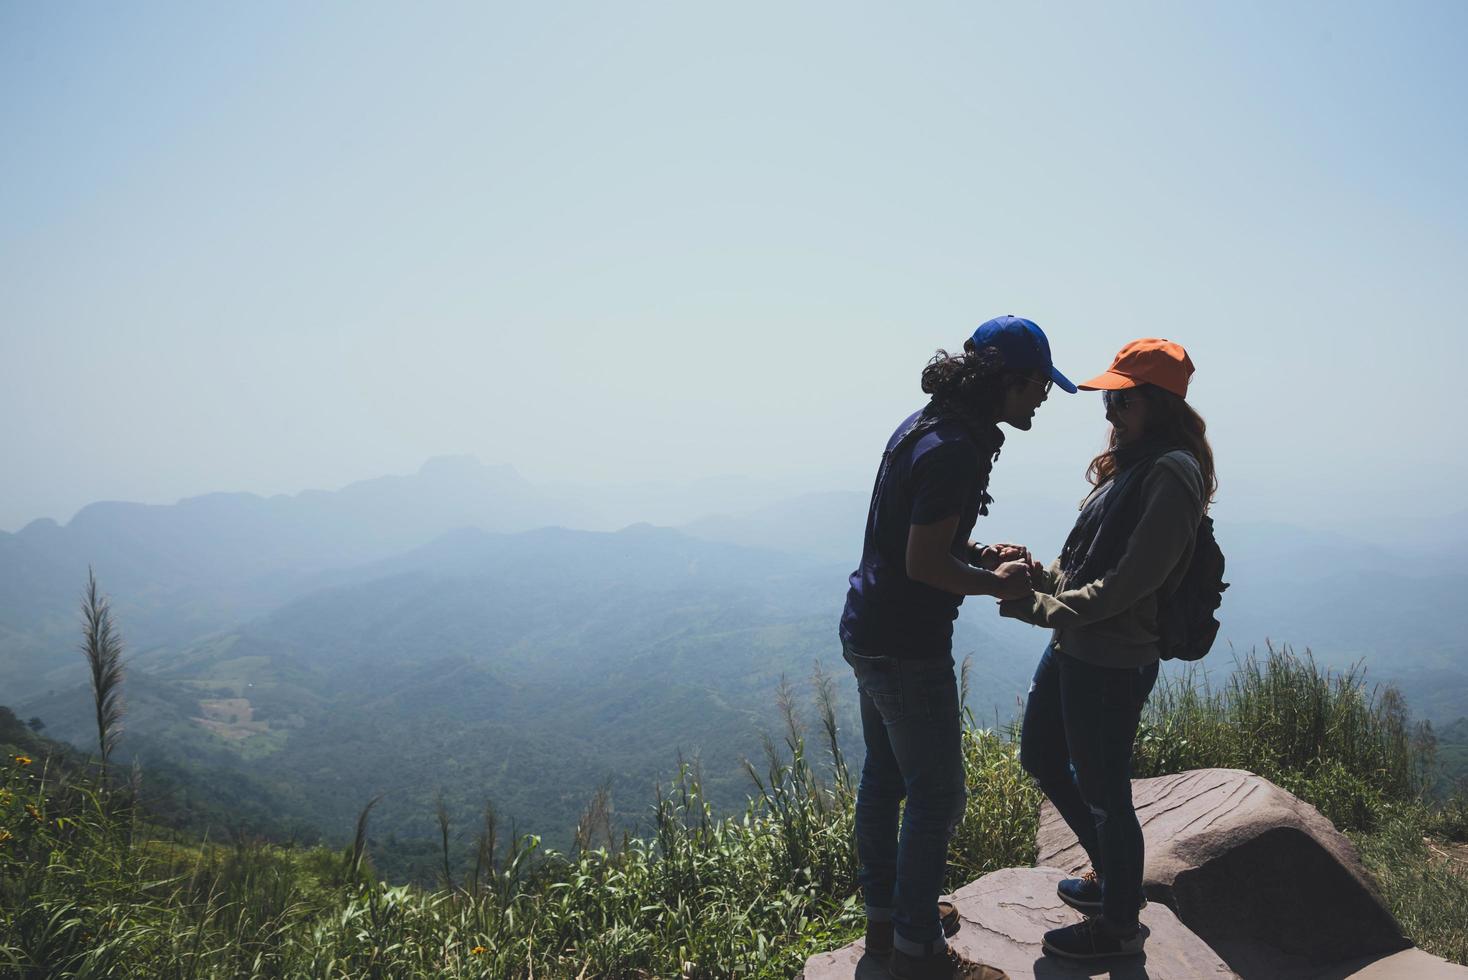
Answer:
[
  {"left": 1134, "top": 642, "right": 1427, "bottom": 830},
  {"left": 0, "top": 669, "right": 1037, "bottom": 978}
]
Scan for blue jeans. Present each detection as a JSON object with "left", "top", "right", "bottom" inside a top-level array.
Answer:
[
  {"left": 843, "top": 642, "right": 967, "bottom": 956},
  {"left": 1019, "top": 643, "right": 1158, "bottom": 931}
]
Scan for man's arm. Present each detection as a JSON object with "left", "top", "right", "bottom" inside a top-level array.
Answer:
[{"left": 908, "top": 515, "right": 1032, "bottom": 599}]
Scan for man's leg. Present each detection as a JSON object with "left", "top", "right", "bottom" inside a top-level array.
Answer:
[
  {"left": 1058, "top": 655, "right": 1159, "bottom": 933},
  {"left": 844, "top": 644, "right": 905, "bottom": 926},
  {"left": 1019, "top": 643, "right": 1102, "bottom": 871},
  {"left": 885, "top": 655, "right": 967, "bottom": 957}
]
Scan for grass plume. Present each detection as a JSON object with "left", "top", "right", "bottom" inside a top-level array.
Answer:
[
  {"left": 349, "top": 794, "right": 383, "bottom": 881},
  {"left": 80, "top": 568, "right": 125, "bottom": 780}
]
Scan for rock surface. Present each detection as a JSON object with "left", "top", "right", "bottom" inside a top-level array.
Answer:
[
  {"left": 1329, "top": 948, "right": 1468, "bottom": 979},
  {"left": 1036, "top": 768, "right": 1410, "bottom": 972},
  {"left": 800, "top": 866, "right": 1236, "bottom": 980},
  {"left": 800, "top": 770, "right": 1468, "bottom": 980}
]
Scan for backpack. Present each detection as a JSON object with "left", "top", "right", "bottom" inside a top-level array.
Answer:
[{"left": 1156, "top": 513, "right": 1228, "bottom": 661}]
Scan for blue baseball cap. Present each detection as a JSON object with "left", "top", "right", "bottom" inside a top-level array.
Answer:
[{"left": 969, "top": 315, "right": 1077, "bottom": 393}]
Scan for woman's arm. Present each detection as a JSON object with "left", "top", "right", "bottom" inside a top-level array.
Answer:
[
  {"left": 998, "top": 458, "right": 1202, "bottom": 628},
  {"left": 995, "top": 556, "right": 1060, "bottom": 626}
]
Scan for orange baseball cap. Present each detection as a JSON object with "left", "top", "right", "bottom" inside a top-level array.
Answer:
[{"left": 1077, "top": 338, "right": 1194, "bottom": 399}]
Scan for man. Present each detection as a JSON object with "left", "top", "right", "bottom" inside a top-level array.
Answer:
[{"left": 839, "top": 315, "right": 1075, "bottom": 980}]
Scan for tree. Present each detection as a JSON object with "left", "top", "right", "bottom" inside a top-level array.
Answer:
[{"left": 26, "top": 717, "right": 45, "bottom": 734}]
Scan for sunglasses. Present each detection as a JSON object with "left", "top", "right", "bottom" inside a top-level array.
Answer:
[
  {"left": 1021, "top": 374, "right": 1053, "bottom": 395},
  {"left": 1103, "top": 390, "right": 1135, "bottom": 411}
]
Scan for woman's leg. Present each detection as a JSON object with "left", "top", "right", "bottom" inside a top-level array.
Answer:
[
  {"left": 1019, "top": 643, "right": 1101, "bottom": 870},
  {"left": 1058, "top": 654, "right": 1160, "bottom": 931}
]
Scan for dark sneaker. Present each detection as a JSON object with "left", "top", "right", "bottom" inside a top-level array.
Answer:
[
  {"left": 890, "top": 944, "right": 1009, "bottom": 980},
  {"left": 1056, "top": 869, "right": 1103, "bottom": 912},
  {"left": 864, "top": 902, "right": 961, "bottom": 957},
  {"left": 1056, "top": 869, "right": 1147, "bottom": 914},
  {"left": 1042, "top": 917, "right": 1147, "bottom": 960}
]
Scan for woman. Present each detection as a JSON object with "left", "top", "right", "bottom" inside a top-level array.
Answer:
[{"left": 999, "top": 338, "right": 1215, "bottom": 961}]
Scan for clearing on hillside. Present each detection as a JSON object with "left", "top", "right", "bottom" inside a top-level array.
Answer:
[{"left": 191, "top": 698, "right": 269, "bottom": 741}]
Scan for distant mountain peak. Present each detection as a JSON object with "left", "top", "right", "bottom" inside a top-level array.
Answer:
[
  {"left": 615, "top": 522, "right": 685, "bottom": 541},
  {"left": 418, "top": 455, "right": 483, "bottom": 476},
  {"left": 416, "top": 455, "right": 522, "bottom": 483}
]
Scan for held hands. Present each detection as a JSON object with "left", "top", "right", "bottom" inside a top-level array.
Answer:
[
  {"left": 973, "top": 542, "right": 1040, "bottom": 600},
  {"left": 990, "top": 559, "right": 1035, "bottom": 600},
  {"left": 974, "top": 542, "right": 1029, "bottom": 570}
]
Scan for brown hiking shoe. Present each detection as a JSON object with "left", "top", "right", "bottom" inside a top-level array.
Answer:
[
  {"left": 864, "top": 901, "right": 960, "bottom": 957},
  {"left": 889, "top": 944, "right": 1008, "bottom": 980}
]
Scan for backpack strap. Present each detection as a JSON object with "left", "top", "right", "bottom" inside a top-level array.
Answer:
[
  {"left": 874, "top": 412, "right": 937, "bottom": 504},
  {"left": 1058, "top": 450, "right": 1167, "bottom": 586}
]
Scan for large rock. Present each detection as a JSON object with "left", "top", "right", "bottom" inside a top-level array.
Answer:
[
  {"left": 800, "top": 770, "right": 1468, "bottom": 979},
  {"left": 800, "top": 866, "right": 1236, "bottom": 980},
  {"left": 1035, "top": 769, "right": 1413, "bottom": 975}
]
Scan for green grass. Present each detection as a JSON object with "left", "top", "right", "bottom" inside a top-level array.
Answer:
[
  {"left": 1354, "top": 809, "right": 1468, "bottom": 965},
  {"left": 1, "top": 645, "right": 1464, "bottom": 978}
]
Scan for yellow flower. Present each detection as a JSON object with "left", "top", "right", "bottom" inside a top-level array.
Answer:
[
  {"left": 12, "top": 756, "right": 31, "bottom": 767},
  {"left": 0, "top": 828, "right": 12, "bottom": 845},
  {"left": 24, "top": 804, "right": 41, "bottom": 822},
  {"left": 470, "top": 946, "right": 487, "bottom": 955},
  {"left": 0, "top": 790, "right": 12, "bottom": 807}
]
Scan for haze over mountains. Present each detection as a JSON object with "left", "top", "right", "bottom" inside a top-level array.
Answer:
[
  {"left": 5, "top": 455, "right": 1465, "bottom": 877},
  {"left": 1, "top": 458, "right": 801, "bottom": 695}
]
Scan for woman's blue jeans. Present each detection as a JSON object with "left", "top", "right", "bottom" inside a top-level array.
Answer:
[
  {"left": 843, "top": 642, "right": 967, "bottom": 957},
  {"left": 1019, "top": 642, "right": 1158, "bottom": 931}
]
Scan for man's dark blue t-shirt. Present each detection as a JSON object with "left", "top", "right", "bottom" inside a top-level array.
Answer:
[{"left": 840, "top": 410, "right": 998, "bottom": 659}]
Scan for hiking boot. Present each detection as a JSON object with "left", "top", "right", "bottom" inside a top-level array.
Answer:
[
  {"left": 1042, "top": 917, "right": 1147, "bottom": 960},
  {"left": 889, "top": 944, "right": 1008, "bottom": 980},
  {"left": 1056, "top": 869, "right": 1147, "bottom": 914},
  {"left": 864, "top": 901, "right": 961, "bottom": 957}
]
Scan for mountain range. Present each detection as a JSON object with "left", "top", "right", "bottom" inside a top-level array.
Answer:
[{"left": 5, "top": 456, "right": 1465, "bottom": 879}]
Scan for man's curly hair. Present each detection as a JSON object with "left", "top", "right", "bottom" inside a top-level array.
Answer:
[{"left": 920, "top": 340, "right": 1030, "bottom": 427}]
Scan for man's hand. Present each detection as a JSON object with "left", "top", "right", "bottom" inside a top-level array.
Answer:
[
  {"left": 911, "top": 520, "right": 1037, "bottom": 597},
  {"left": 990, "top": 559, "right": 1034, "bottom": 600},
  {"left": 975, "top": 542, "right": 1029, "bottom": 570}
]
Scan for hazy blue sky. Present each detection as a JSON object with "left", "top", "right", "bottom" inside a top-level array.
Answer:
[{"left": 3, "top": 2, "right": 1465, "bottom": 534}]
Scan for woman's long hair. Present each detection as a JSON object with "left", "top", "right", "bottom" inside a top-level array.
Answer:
[
  {"left": 1086, "top": 384, "right": 1217, "bottom": 507},
  {"left": 920, "top": 339, "right": 1025, "bottom": 429}
]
